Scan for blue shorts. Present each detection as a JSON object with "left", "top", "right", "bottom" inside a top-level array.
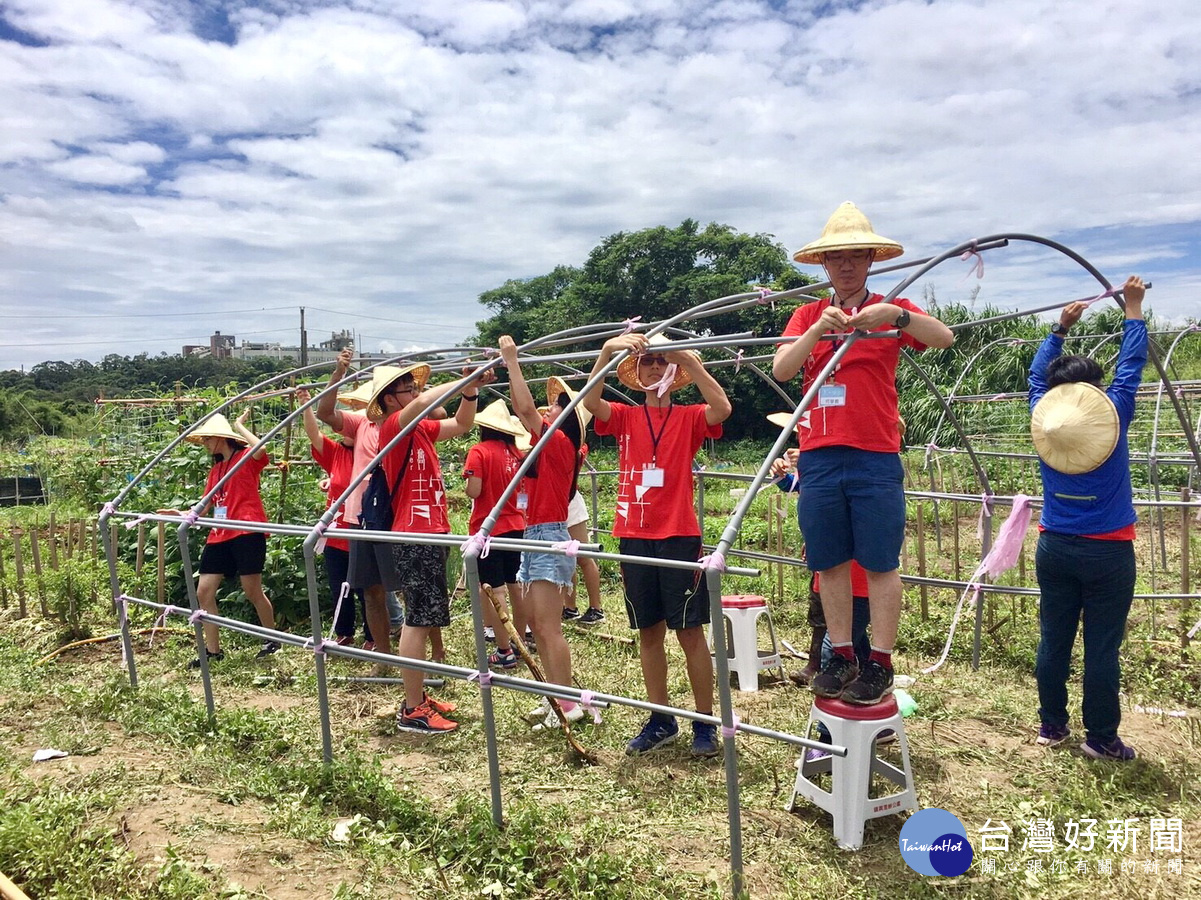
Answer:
[
  {"left": 518, "top": 522, "right": 575, "bottom": 588},
  {"left": 797, "top": 447, "right": 905, "bottom": 573}
]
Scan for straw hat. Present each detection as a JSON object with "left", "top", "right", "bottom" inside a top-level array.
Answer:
[
  {"left": 365, "top": 363, "right": 432, "bottom": 420},
  {"left": 1030, "top": 382, "right": 1119, "bottom": 474},
  {"left": 338, "top": 380, "right": 373, "bottom": 410},
  {"left": 792, "top": 202, "right": 904, "bottom": 265},
  {"left": 475, "top": 399, "right": 527, "bottom": 439},
  {"left": 546, "top": 375, "right": 593, "bottom": 431},
  {"left": 185, "top": 413, "right": 244, "bottom": 446},
  {"left": 513, "top": 417, "right": 533, "bottom": 453},
  {"left": 766, "top": 412, "right": 800, "bottom": 432},
  {"left": 615, "top": 334, "right": 697, "bottom": 393}
]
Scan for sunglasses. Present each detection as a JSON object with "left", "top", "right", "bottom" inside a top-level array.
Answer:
[{"left": 637, "top": 355, "right": 669, "bottom": 367}]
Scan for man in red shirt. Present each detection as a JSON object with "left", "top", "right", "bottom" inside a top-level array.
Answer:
[
  {"left": 583, "top": 333, "right": 732, "bottom": 757},
  {"left": 365, "top": 361, "right": 492, "bottom": 734},
  {"left": 772, "top": 202, "right": 953, "bottom": 705}
]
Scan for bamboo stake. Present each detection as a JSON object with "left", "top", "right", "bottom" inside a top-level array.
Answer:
[
  {"left": 482, "top": 584, "right": 597, "bottom": 764},
  {"left": 915, "top": 502, "right": 928, "bottom": 620},
  {"left": 29, "top": 521, "right": 47, "bottom": 617},
  {"left": 48, "top": 511, "right": 58, "bottom": 569},
  {"left": 0, "top": 869, "right": 33, "bottom": 900},
  {"left": 952, "top": 500, "right": 961, "bottom": 582},
  {"left": 0, "top": 534, "right": 8, "bottom": 609},
  {"left": 1182, "top": 488, "right": 1192, "bottom": 650},
  {"left": 13, "top": 530, "right": 26, "bottom": 618},
  {"left": 135, "top": 522, "right": 146, "bottom": 574}
]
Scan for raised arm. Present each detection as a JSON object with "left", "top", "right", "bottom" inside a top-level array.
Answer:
[
  {"left": 584, "top": 333, "right": 647, "bottom": 423},
  {"left": 233, "top": 408, "right": 267, "bottom": 460},
  {"left": 1028, "top": 300, "right": 1086, "bottom": 408},
  {"left": 1110, "top": 276, "right": 1148, "bottom": 421},
  {"left": 316, "top": 347, "right": 353, "bottom": 430},
  {"left": 500, "top": 335, "right": 543, "bottom": 437},
  {"left": 297, "top": 388, "right": 323, "bottom": 450},
  {"left": 670, "top": 348, "right": 731, "bottom": 426}
]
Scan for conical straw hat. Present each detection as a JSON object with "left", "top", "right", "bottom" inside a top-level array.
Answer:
[
  {"left": 185, "top": 412, "right": 243, "bottom": 445},
  {"left": 475, "top": 399, "right": 527, "bottom": 439},
  {"left": 1031, "top": 382, "right": 1119, "bottom": 474},
  {"left": 546, "top": 376, "right": 592, "bottom": 431},
  {"left": 365, "top": 363, "right": 432, "bottom": 420},
  {"left": 616, "top": 334, "right": 697, "bottom": 393},
  {"left": 793, "top": 201, "right": 904, "bottom": 265}
]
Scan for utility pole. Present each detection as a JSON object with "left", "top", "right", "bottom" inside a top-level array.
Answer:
[{"left": 299, "top": 306, "right": 308, "bottom": 367}]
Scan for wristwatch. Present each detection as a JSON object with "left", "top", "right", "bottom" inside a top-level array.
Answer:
[
  {"left": 1051, "top": 323, "right": 1069, "bottom": 336},
  {"left": 893, "top": 310, "right": 911, "bottom": 329}
]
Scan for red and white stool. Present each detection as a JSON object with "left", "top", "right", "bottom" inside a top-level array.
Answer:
[
  {"left": 708, "top": 594, "right": 784, "bottom": 692},
  {"left": 787, "top": 694, "right": 917, "bottom": 849}
]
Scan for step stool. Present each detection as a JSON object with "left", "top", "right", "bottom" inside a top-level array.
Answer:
[
  {"left": 709, "top": 594, "right": 784, "bottom": 692},
  {"left": 786, "top": 694, "right": 917, "bottom": 849}
]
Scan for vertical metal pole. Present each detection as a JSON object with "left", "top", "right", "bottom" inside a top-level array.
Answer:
[
  {"left": 971, "top": 499, "right": 994, "bottom": 670},
  {"left": 707, "top": 568, "right": 744, "bottom": 899},
  {"left": 178, "top": 527, "right": 216, "bottom": 717},
  {"left": 465, "top": 554, "right": 505, "bottom": 826},
  {"left": 302, "top": 542, "right": 334, "bottom": 764},
  {"left": 99, "top": 509, "right": 138, "bottom": 689}
]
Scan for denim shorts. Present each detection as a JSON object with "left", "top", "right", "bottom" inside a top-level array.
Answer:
[
  {"left": 797, "top": 447, "right": 905, "bottom": 573},
  {"left": 518, "top": 521, "right": 575, "bottom": 588}
]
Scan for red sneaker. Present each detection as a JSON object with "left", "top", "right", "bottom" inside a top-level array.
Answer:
[
  {"left": 424, "top": 692, "right": 457, "bottom": 714},
  {"left": 397, "top": 700, "right": 458, "bottom": 735}
]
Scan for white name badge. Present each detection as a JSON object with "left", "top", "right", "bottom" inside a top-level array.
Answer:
[
  {"left": 516, "top": 492, "right": 529, "bottom": 510},
  {"left": 214, "top": 505, "right": 229, "bottom": 519},
  {"left": 640, "top": 466, "right": 664, "bottom": 488},
  {"left": 817, "top": 384, "right": 847, "bottom": 407}
]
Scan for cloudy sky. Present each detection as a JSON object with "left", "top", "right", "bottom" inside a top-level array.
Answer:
[{"left": 2, "top": 0, "right": 1199, "bottom": 371}]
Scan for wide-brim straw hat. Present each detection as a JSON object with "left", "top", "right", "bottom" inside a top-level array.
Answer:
[
  {"left": 338, "top": 380, "right": 374, "bottom": 410},
  {"left": 365, "top": 363, "right": 432, "bottom": 420},
  {"left": 546, "top": 375, "right": 593, "bottom": 431},
  {"left": 513, "top": 418, "right": 533, "bottom": 453},
  {"left": 476, "top": 399, "right": 527, "bottom": 439},
  {"left": 766, "top": 412, "right": 800, "bottom": 432},
  {"left": 793, "top": 201, "right": 904, "bottom": 265},
  {"left": 616, "top": 334, "right": 697, "bottom": 393},
  {"left": 1031, "top": 382, "right": 1119, "bottom": 474},
  {"left": 186, "top": 412, "right": 244, "bottom": 445}
]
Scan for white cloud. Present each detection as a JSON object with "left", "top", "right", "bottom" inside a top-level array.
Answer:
[{"left": 0, "top": 0, "right": 1199, "bottom": 371}]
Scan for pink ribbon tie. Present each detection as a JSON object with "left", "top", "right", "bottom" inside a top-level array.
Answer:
[
  {"left": 183, "top": 511, "right": 199, "bottom": 526},
  {"left": 622, "top": 316, "right": 642, "bottom": 334},
  {"left": 123, "top": 515, "right": 149, "bottom": 530},
  {"left": 721, "top": 714, "right": 741, "bottom": 739},
  {"left": 188, "top": 609, "right": 206, "bottom": 625},
  {"left": 552, "top": 539, "right": 580, "bottom": 558},
  {"left": 468, "top": 670, "right": 494, "bottom": 687},
  {"left": 734, "top": 349, "right": 744, "bottom": 373},
  {"left": 960, "top": 242, "right": 985, "bottom": 279},
  {"left": 700, "top": 551, "right": 727, "bottom": 572},
  {"left": 579, "top": 690, "right": 602, "bottom": 724}
]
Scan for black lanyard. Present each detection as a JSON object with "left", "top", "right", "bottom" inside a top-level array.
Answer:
[{"left": 641, "top": 400, "right": 674, "bottom": 466}]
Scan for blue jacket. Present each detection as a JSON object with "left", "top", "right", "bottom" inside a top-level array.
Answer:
[{"left": 1028, "top": 319, "right": 1147, "bottom": 535}]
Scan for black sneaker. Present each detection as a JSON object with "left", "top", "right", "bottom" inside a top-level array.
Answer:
[
  {"left": 255, "top": 640, "right": 282, "bottom": 659},
  {"left": 840, "top": 659, "right": 894, "bottom": 705},
  {"left": 579, "top": 608, "right": 605, "bottom": 626},
  {"left": 562, "top": 607, "right": 581, "bottom": 622},
  {"left": 811, "top": 655, "right": 858, "bottom": 698},
  {"left": 187, "top": 649, "right": 224, "bottom": 670}
]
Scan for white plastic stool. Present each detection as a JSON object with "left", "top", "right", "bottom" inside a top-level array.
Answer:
[
  {"left": 787, "top": 695, "right": 917, "bottom": 849},
  {"left": 709, "top": 594, "right": 784, "bottom": 692}
]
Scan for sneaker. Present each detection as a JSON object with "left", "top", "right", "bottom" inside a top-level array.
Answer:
[
  {"left": 488, "top": 648, "right": 518, "bottom": 670},
  {"left": 423, "top": 692, "right": 457, "bottom": 715},
  {"left": 625, "top": 716, "right": 679, "bottom": 755},
  {"left": 579, "top": 608, "right": 606, "bottom": 626},
  {"left": 335, "top": 635, "right": 355, "bottom": 647},
  {"left": 562, "top": 607, "right": 581, "bottom": 621},
  {"left": 532, "top": 703, "right": 587, "bottom": 732},
  {"left": 187, "top": 649, "right": 224, "bottom": 670},
  {"left": 526, "top": 697, "right": 551, "bottom": 723},
  {"left": 524, "top": 633, "right": 537, "bottom": 655},
  {"left": 1081, "top": 735, "right": 1135, "bottom": 761},
  {"left": 1036, "top": 723, "right": 1071, "bottom": 748},
  {"left": 804, "top": 746, "right": 831, "bottom": 764},
  {"left": 876, "top": 728, "right": 897, "bottom": 747},
  {"left": 811, "top": 655, "right": 859, "bottom": 698},
  {"left": 483, "top": 625, "right": 496, "bottom": 643},
  {"left": 691, "top": 721, "right": 720, "bottom": 758},
  {"left": 396, "top": 700, "right": 458, "bottom": 735},
  {"left": 362, "top": 640, "right": 376, "bottom": 653},
  {"left": 255, "top": 640, "right": 282, "bottom": 659},
  {"left": 840, "top": 659, "right": 894, "bottom": 705}
]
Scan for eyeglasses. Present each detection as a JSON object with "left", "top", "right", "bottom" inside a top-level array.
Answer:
[
  {"left": 390, "top": 383, "right": 418, "bottom": 396},
  {"left": 637, "top": 355, "right": 669, "bottom": 367},
  {"left": 824, "top": 250, "right": 873, "bottom": 264}
]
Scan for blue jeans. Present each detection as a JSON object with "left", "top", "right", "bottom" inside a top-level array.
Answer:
[{"left": 1035, "top": 532, "right": 1135, "bottom": 743}]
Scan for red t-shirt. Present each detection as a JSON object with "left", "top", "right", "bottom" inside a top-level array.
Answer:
[
  {"left": 378, "top": 416, "right": 448, "bottom": 534},
  {"left": 781, "top": 294, "right": 929, "bottom": 453},
  {"left": 593, "top": 402, "right": 722, "bottom": 539},
  {"left": 813, "top": 563, "right": 870, "bottom": 597},
  {"left": 311, "top": 435, "right": 355, "bottom": 552},
  {"left": 463, "top": 439, "right": 526, "bottom": 535},
  {"left": 204, "top": 448, "right": 268, "bottom": 544},
  {"left": 336, "top": 411, "right": 379, "bottom": 526},
  {"left": 523, "top": 420, "right": 578, "bottom": 526}
]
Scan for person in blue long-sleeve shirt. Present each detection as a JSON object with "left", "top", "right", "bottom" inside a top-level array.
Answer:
[{"left": 1028, "top": 275, "right": 1147, "bottom": 761}]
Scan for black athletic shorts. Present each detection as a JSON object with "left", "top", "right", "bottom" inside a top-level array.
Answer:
[
  {"left": 198, "top": 533, "right": 266, "bottom": 579},
  {"left": 348, "top": 536, "right": 403, "bottom": 592},
  {"left": 475, "top": 529, "right": 522, "bottom": 588},
  {"left": 619, "top": 536, "right": 708, "bottom": 631}
]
